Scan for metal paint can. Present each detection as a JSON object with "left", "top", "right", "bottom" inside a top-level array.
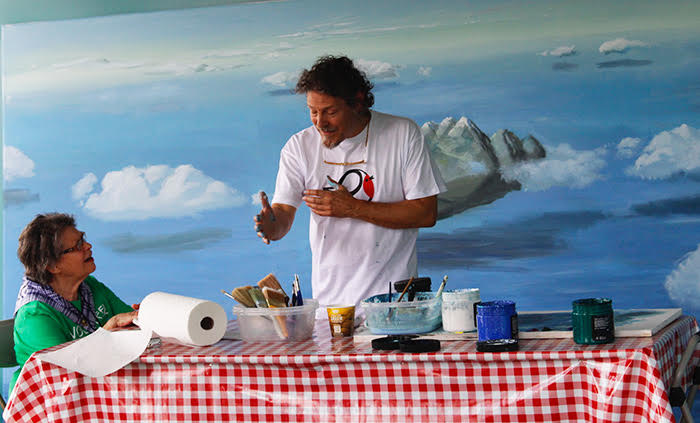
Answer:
[
  {"left": 476, "top": 300, "right": 518, "bottom": 342},
  {"left": 572, "top": 298, "right": 615, "bottom": 344}
]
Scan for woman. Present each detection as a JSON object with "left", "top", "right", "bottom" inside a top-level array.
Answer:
[{"left": 10, "top": 213, "right": 137, "bottom": 394}]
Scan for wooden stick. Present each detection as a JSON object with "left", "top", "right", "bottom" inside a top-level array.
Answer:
[{"left": 396, "top": 276, "right": 415, "bottom": 303}]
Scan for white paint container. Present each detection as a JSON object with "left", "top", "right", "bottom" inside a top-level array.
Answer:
[{"left": 441, "top": 288, "right": 481, "bottom": 332}]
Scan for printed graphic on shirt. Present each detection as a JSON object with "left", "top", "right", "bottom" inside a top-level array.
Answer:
[
  {"left": 95, "top": 304, "right": 108, "bottom": 320},
  {"left": 324, "top": 169, "right": 375, "bottom": 201},
  {"left": 70, "top": 325, "right": 89, "bottom": 340}
]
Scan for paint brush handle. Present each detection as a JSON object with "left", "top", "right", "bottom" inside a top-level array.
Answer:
[
  {"left": 435, "top": 275, "right": 448, "bottom": 298},
  {"left": 396, "top": 276, "right": 415, "bottom": 303},
  {"left": 220, "top": 289, "right": 237, "bottom": 301}
]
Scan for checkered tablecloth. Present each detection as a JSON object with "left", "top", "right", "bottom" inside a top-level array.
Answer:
[{"left": 4, "top": 316, "right": 698, "bottom": 423}]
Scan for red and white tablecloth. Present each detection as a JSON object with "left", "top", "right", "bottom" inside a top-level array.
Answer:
[{"left": 4, "top": 315, "right": 699, "bottom": 423}]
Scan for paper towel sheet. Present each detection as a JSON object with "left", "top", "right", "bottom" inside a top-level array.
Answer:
[{"left": 35, "top": 327, "right": 152, "bottom": 378}]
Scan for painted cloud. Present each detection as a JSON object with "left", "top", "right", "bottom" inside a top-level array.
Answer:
[
  {"left": 626, "top": 124, "right": 700, "bottom": 179},
  {"left": 665, "top": 244, "right": 700, "bottom": 309},
  {"left": 3, "top": 146, "right": 35, "bottom": 182},
  {"left": 599, "top": 38, "right": 648, "bottom": 54},
  {"left": 356, "top": 59, "right": 400, "bottom": 79},
  {"left": 261, "top": 58, "right": 400, "bottom": 90},
  {"left": 616, "top": 137, "right": 642, "bottom": 159},
  {"left": 261, "top": 71, "right": 300, "bottom": 88},
  {"left": 539, "top": 45, "right": 576, "bottom": 57},
  {"left": 501, "top": 144, "right": 606, "bottom": 191},
  {"left": 72, "top": 164, "right": 247, "bottom": 221}
]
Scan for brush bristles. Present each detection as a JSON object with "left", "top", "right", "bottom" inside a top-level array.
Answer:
[
  {"left": 247, "top": 287, "right": 268, "bottom": 308},
  {"left": 257, "top": 273, "right": 283, "bottom": 291},
  {"left": 258, "top": 273, "right": 289, "bottom": 305},
  {"left": 231, "top": 286, "right": 255, "bottom": 308},
  {"left": 262, "top": 287, "right": 287, "bottom": 308}
]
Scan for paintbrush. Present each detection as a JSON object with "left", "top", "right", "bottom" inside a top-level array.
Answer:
[
  {"left": 435, "top": 275, "right": 448, "bottom": 298},
  {"left": 387, "top": 277, "right": 414, "bottom": 321},
  {"left": 248, "top": 286, "right": 286, "bottom": 338},
  {"left": 293, "top": 274, "right": 303, "bottom": 306},
  {"left": 396, "top": 276, "right": 415, "bottom": 303},
  {"left": 221, "top": 289, "right": 237, "bottom": 301},
  {"left": 262, "top": 286, "right": 289, "bottom": 338},
  {"left": 247, "top": 287, "right": 268, "bottom": 308},
  {"left": 257, "top": 273, "right": 289, "bottom": 306},
  {"left": 231, "top": 286, "right": 255, "bottom": 308}
]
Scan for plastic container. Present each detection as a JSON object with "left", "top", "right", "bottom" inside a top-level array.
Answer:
[
  {"left": 233, "top": 299, "right": 318, "bottom": 341},
  {"left": 572, "top": 298, "right": 615, "bottom": 344},
  {"left": 476, "top": 300, "right": 518, "bottom": 342},
  {"left": 442, "top": 288, "right": 481, "bottom": 332},
  {"left": 361, "top": 292, "right": 442, "bottom": 335}
]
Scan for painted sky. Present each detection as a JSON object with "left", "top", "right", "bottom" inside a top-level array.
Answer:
[
  {"left": 4, "top": 0, "right": 700, "bottom": 100},
  {"left": 3, "top": 0, "right": 700, "bottom": 317}
]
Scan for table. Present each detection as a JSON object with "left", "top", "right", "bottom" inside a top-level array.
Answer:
[{"left": 4, "top": 315, "right": 699, "bottom": 422}]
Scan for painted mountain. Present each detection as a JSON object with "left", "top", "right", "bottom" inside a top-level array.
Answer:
[{"left": 422, "top": 117, "right": 546, "bottom": 219}]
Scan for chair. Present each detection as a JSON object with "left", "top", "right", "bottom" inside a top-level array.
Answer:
[
  {"left": 670, "top": 330, "right": 700, "bottom": 423},
  {"left": 0, "top": 318, "right": 18, "bottom": 412}
]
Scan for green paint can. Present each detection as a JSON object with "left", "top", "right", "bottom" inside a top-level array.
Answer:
[{"left": 572, "top": 298, "right": 615, "bottom": 344}]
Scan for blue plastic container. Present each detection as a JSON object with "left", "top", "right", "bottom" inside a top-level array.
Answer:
[
  {"left": 361, "top": 292, "right": 442, "bottom": 335},
  {"left": 476, "top": 300, "right": 518, "bottom": 342}
]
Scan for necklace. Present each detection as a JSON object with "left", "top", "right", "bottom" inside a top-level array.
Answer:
[{"left": 323, "top": 117, "right": 370, "bottom": 166}]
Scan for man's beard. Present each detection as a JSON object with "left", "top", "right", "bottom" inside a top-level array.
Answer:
[{"left": 319, "top": 128, "right": 341, "bottom": 149}]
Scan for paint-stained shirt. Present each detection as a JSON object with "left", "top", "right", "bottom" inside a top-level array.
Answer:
[
  {"left": 274, "top": 110, "right": 446, "bottom": 314},
  {"left": 10, "top": 275, "right": 133, "bottom": 394}
]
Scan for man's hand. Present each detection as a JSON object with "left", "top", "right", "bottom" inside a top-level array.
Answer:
[
  {"left": 304, "top": 176, "right": 438, "bottom": 229},
  {"left": 253, "top": 191, "right": 297, "bottom": 244},
  {"left": 303, "top": 177, "right": 359, "bottom": 218},
  {"left": 254, "top": 191, "right": 276, "bottom": 244}
]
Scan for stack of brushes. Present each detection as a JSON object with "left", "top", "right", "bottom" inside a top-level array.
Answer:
[{"left": 223, "top": 273, "right": 304, "bottom": 338}]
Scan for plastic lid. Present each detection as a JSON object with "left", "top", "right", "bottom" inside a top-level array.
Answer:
[
  {"left": 572, "top": 298, "right": 612, "bottom": 314},
  {"left": 476, "top": 339, "right": 519, "bottom": 352},
  {"left": 371, "top": 335, "right": 418, "bottom": 350},
  {"left": 399, "top": 339, "right": 441, "bottom": 353},
  {"left": 442, "top": 288, "right": 480, "bottom": 302}
]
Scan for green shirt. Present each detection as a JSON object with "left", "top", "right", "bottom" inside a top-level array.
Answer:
[{"left": 10, "top": 275, "right": 133, "bottom": 394}]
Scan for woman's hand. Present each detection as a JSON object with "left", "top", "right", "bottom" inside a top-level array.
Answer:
[{"left": 103, "top": 310, "right": 138, "bottom": 331}]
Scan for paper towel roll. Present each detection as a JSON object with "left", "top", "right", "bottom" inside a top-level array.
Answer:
[{"left": 138, "top": 291, "right": 228, "bottom": 346}]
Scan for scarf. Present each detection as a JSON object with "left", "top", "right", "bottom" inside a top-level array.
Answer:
[{"left": 15, "top": 276, "right": 99, "bottom": 332}]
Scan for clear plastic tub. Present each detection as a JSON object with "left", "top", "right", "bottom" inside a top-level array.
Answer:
[
  {"left": 233, "top": 299, "right": 318, "bottom": 341},
  {"left": 361, "top": 292, "right": 442, "bottom": 335}
]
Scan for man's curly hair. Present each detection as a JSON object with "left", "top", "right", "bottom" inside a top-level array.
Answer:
[{"left": 295, "top": 55, "right": 374, "bottom": 110}]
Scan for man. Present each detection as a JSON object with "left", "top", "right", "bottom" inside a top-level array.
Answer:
[{"left": 255, "top": 55, "right": 446, "bottom": 311}]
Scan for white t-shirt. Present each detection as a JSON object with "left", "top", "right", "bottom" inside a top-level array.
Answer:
[{"left": 273, "top": 110, "right": 446, "bottom": 312}]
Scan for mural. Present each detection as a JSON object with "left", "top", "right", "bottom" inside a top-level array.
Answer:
[{"left": 2, "top": 0, "right": 700, "bottom": 399}]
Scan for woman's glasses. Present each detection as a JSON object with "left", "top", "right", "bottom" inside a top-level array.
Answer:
[{"left": 61, "top": 232, "right": 86, "bottom": 255}]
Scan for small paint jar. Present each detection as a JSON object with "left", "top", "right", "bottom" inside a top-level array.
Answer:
[
  {"left": 572, "top": 298, "right": 615, "bottom": 344},
  {"left": 476, "top": 300, "right": 518, "bottom": 342},
  {"left": 441, "top": 289, "right": 481, "bottom": 332}
]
